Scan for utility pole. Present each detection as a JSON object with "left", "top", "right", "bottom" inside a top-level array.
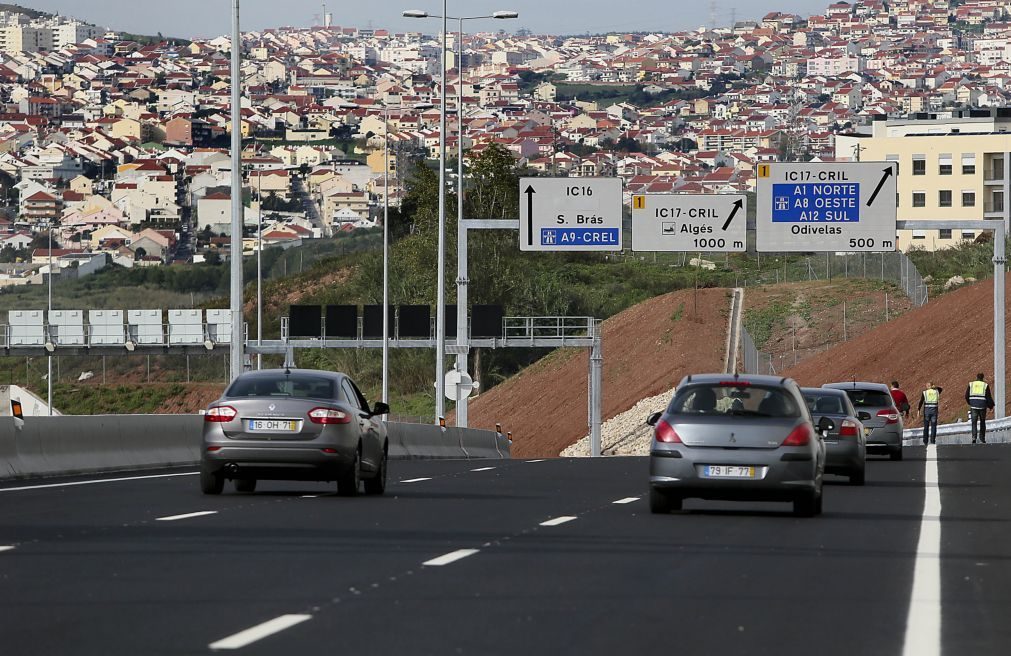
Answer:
[{"left": 228, "top": 0, "right": 244, "bottom": 382}]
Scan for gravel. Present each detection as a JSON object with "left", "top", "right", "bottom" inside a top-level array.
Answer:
[{"left": 561, "top": 387, "right": 674, "bottom": 457}]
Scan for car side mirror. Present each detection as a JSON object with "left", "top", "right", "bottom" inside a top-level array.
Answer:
[
  {"left": 646, "top": 411, "right": 661, "bottom": 427},
  {"left": 817, "top": 417, "right": 835, "bottom": 434},
  {"left": 371, "top": 401, "right": 390, "bottom": 417},
  {"left": 857, "top": 411, "right": 871, "bottom": 421}
]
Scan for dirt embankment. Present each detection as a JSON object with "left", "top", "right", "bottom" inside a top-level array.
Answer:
[
  {"left": 784, "top": 273, "right": 1011, "bottom": 425},
  {"left": 465, "top": 287, "right": 731, "bottom": 458}
]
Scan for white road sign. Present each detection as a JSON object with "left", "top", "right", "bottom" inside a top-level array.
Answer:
[
  {"left": 630, "top": 193, "right": 747, "bottom": 252},
  {"left": 519, "top": 177, "right": 623, "bottom": 252},
  {"left": 756, "top": 161, "right": 897, "bottom": 252}
]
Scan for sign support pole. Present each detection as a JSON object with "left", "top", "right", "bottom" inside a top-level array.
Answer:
[
  {"left": 590, "top": 319, "right": 603, "bottom": 457},
  {"left": 995, "top": 220, "right": 1006, "bottom": 419}
]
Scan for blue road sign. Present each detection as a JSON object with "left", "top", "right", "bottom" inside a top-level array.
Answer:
[
  {"left": 771, "top": 183, "right": 861, "bottom": 222},
  {"left": 540, "top": 227, "right": 619, "bottom": 246}
]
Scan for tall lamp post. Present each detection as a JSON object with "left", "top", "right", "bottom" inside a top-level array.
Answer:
[
  {"left": 403, "top": 6, "right": 518, "bottom": 425},
  {"left": 47, "top": 226, "right": 53, "bottom": 415},
  {"left": 228, "top": 0, "right": 244, "bottom": 381}
]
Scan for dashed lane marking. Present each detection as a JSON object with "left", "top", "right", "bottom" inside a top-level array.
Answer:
[
  {"left": 399, "top": 477, "right": 432, "bottom": 483},
  {"left": 209, "top": 614, "right": 312, "bottom": 651},
  {"left": 422, "top": 549, "right": 480, "bottom": 567},
  {"left": 525, "top": 459, "right": 546, "bottom": 463},
  {"left": 540, "top": 516, "right": 577, "bottom": 527},
  {"left": 901, "top": 444, "right": 941, "bottom": 656},
  {"left": 471, "top": 467, "right": 496, "bottom": 472},
  {"left": 0, "top": 545, "right": 14, "bottom": 553},
  {"left": 156, "top": 511, "right": 218, "bottom": 522},
  {"left": 613, "top": 497, "right": 640, "bottom": 504},
  {"left": 0, "top": 472, "right": 198, "bottom": 492}
]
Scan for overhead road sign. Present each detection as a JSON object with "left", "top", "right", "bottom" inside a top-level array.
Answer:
[
  {"left": 631, "top": 193, "right": 746, "bottom": 252},
  {"left": 519, "top": 177, "right": 623, "bottom": 252},
  {"left": 756, "top": 162, "right": 897, "bottom": 252}
]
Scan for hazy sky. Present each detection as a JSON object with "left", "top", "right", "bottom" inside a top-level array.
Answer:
[{"left": 29, "top": 0, "right": 834, "bottom": 39}]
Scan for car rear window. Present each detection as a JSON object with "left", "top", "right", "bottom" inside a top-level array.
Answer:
[
  {"left": 804, "top": 393, "right": 846, "bottom": 415},
  {"left": 227, "top": 373, "right": 336, "bottom": 400},
  {"left": 843, "top": 389, "right": 892, "bottom": 408},
  {"left": 668, "top": 384, "right": 801, "bottom": 418}
]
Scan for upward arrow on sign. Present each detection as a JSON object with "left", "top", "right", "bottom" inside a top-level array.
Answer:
[{"left": 524, "top": 185, "right": 536, "bottom": 246}]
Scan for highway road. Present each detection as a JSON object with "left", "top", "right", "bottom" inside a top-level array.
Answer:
[{"left": 0, "top": 446, "right": 1008, "bottom": 655}]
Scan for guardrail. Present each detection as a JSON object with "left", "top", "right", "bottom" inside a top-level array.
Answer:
[
  {"left": 0, "top": 415, "right": 510, "bottom": 481},
  {"left": 902, "top": 416, "right": 1011, "bottom": 446}
]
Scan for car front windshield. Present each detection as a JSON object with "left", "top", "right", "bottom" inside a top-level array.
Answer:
[
  {"left": 227, "top": 373, "right": 336, "bottom": 400},
  {"left": 668, "top": 384, "right": 800, "bottom": 418}
]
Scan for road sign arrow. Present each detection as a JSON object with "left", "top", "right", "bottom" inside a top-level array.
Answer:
[
  {"left": 524, "top": 185, "right": 536, "bottom": 246},
  {"left": 866, "top": 167, "right": 893, "bottom": 207},
  {"left": 722, "top": 199, "right": 743, "bottom": 231}
]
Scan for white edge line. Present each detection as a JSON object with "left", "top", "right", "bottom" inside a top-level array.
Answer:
[
  {"left": 400, "top": 477, "right": 432, "bottom": 483},
  {"left": 525, "top": 459, "right": 546, "bottom": 463},
  {"left": 209, "top": 614, "right": 312, "bottom": 651},
  {"left": 0, "top": 471, "right": 199, "bottom": 493},
  {"left": 301, "top": 495, "right": 318, "bottom": 498},
  {"left": 901, "top": 443, "right": 942, "bottom": 656},
  {"left": 0, "top": 545, "right": 14, "bottom": 553},
  {"left": 540, "top": 516, "right": 577, "bottom": 526},
  {"left": 422, "top": 548, "right": 480, "bottom": 566},
  {"left": 613, "top": 497, "right": 640, "bottom": 504},
  {"left": 156, "top": 510, "right": 218, "bottom": 522},
  {"left": 470, "top": 467, "right": 496, "bottom": 472}
]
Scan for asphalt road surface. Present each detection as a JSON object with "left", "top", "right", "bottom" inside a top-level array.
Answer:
[{"left": 0, "top": 446, "right": 1008, "bottom": 655}]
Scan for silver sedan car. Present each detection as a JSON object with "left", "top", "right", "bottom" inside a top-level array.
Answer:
[
  {"left": 822, "top": 382, "right": 904, "bottom": 461},
  {"left": 201, "top": 368, "right": 389, "bottom": 496},
  {"left": 802, "top": 387, "right": 867, "bottom": 485},
  {"left": 648, "top": 374, "right": 827, "bottom": 517}
]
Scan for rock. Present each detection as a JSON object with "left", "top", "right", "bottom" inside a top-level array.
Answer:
[
  {"left": 943, "top": 275, "right": 965, "bottom": 291},
  {"left": 78, "top": 371, "right": 94, "bottom": 381},
  {"left": 965, "top": 277, "right": 977, "bottom": 283},
  {"left": 922, "top": 275, "right": 933, "bottom": 283}
]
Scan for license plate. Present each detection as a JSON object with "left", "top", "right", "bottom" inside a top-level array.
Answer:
[
  {"left": 247, "top": 419, "right": 299, "bottom": 432},
  {"left": 703, "top": 465, "right": 756, "bottom": 479}
]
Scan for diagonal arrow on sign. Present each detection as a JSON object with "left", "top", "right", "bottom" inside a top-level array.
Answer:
[
  {"left": 722, "top": 199, "right": 743, "bottom": 231},
  {"left": 866, "top": 167, "right": 893, "bottom": 207},
  {"left": 524, "top": 185, "right": 535, "bottom": 246}
]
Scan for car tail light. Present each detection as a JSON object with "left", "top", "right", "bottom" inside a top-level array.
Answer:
[
  {"left": 839, "top": 419, "right": 860, "bottom": 437},
  {"left": 877, "top": 408, "right": 900, "bottom": 424},
  {"left": 321, "top": 447, "right": 338, "bottom": 454},
  {"left": 204, "top": 406, "right": 237, "bottom": 422},
  {"left": 206, "top": 446, "right": 222, "bottom": 452},
  {"left": 654, "top": 418, "right": 682, "bottom": 443},
  {"left": 782, "top": 424, "right": 812, "bottom": 446},
  {"left": 308, "top": 407, "right": 352, "bottom": 425},
  {"left": 718, "top": 381, "right": 750, "bottom": 387}
]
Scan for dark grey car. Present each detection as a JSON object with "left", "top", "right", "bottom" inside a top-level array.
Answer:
[
  {"left": 648, "top": 374, "right": 827, "bottom": 517},
  {"left": 822, "top": 382, "right": 903, "bottom": 461},
  {"left": 201, "top": 369, "right": 389, "bottom": 496},
  {"left": 802, "top": 387, "right": 866, "bottom": 485}
]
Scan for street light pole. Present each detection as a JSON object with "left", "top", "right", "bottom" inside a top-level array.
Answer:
[
  {"left": 455, "top": 16, "right": 468, "bottom": 427},
  {"left": 383, "top": 105, "right": 391, "bottom": 405},
  {"left": 435, "top": 0, "right": 448, "bottom": 424},
  {"left": 47, "top": 226, "right": 52, "bottom": 415},
  {"left": 228, "top": 0, "right": 244, "bottom": 381},
  {"left": 256, "top": 170, "right": 262, "bottom": 370}
]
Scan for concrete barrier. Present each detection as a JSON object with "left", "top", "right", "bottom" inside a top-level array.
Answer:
[{"left": 0, "top": 415, "right": 509, "bottom": 481}]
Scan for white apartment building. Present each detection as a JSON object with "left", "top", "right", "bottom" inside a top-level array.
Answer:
[
  {"left": 806, "top": 54, "right": 864, "bottom": 77},
  {"left": 0, "top": 15, "right": 103, "bottom": 53},
  {"left": 0, "top": 25, "right": 53, "bottom": 53}
]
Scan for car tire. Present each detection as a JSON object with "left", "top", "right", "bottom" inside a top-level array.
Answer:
[
  {"left": 363, "top": 449, "right": 387, "bottom": 496},
  {"left": 890, "top": 447, "right": 903, "bottom": 461},
  {"left": 793, "top": 491, "right": 819, "bottom": 517},
  {"left": 337, "top": 449, "right": 361, "bottom": 497},
  {"left": 235, "top": 479, "right": 256, "bottom": 493},
  {"left": 200, "top": 467, "right": 223, "bottom": 495},
  {"left": 649, "top": 487, "right": 672, "bottom": 514},
  {"left": 849, "top": 469, "right": 865, "bottom": 486}
]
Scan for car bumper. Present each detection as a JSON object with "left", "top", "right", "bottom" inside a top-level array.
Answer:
[
  {"left": 649, "top": 447, "right": 819, "bottom": 501},
  {"left": 824, "top": 439, "right": 865, "bottom": 474},
  {"left": 201, "top": 442, "right": 357, "bottom": 481},
  {"left": 866, "top": 427, "right": 902, "bottom": 450}
]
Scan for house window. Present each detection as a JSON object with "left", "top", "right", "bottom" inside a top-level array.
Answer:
[
  {"left": 912, "top": 230, "right": 926, "bottom": 240},
  {"left": 962, "top": 191, "right": 976, "bottom": 207},
  {"left": 962, "top": 231, "right": 976, "bottom": 240},
  {"left": 939, "top": 154, "right": 952, "bottom": 175},
  {"left": 912, "top": 191, "right": 926, "bottom": 207},
  {"left": 912, "top": 157, "right": 926, "bottom": 175},
  {"left": 962, "top": 153, "right": 976, "bottom": 175},
  {"left": 939, "top": 229, "right": 952, "bottom": 240},
  {"left": 939, "top": 190, "right": 952, "bottom": 207}
]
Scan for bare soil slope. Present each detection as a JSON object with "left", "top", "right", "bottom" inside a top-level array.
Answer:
[
  {"left": 466, "top": 288, "right": 730, "bottom": 457},
  {"left": 784, "top": 273, "right": 1011, "bottom": 425}
]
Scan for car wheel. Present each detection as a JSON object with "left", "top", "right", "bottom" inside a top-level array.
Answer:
[
  {"left": 200, "top": 467, "right": 223, "bottom": 495},
  {"left": 235, "top": 479, "right": 256, "bottom": 493},
  {"left": 890, "top": 447, "right": 903, "bottom": 461},
  {"left": 363, "top": 449, "right": 387, "bottom": 496},
  {"left": 337, "top": 449, "right": 361, "bottom": 497},
  {"left": 793, "top": 491, "right": 819, "bottom": 517},
  {"left": 849, "top": 469, "right": 865, "bottom": 486},
  {"left": 649, "top": 487, "right": 672, "bottom": 514}
]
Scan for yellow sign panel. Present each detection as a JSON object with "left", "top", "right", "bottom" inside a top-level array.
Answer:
[
  {"left": 632, "top": 195, "right": 645, "bottom": 210},
  {"left": 757, "top": 164, "right": 770, "bottom": 178}
]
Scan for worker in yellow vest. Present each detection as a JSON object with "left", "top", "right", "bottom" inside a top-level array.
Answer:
[
  {"left": 965, "top": 373, "right": 995, "bottom": 444},
  {"left": 917, "top": 383, "right": 943, "bottom": 445}
]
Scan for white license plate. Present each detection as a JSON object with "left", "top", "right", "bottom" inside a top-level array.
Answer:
[
  {"left": 703, "top": 465, "right": 756, "bottom": 479},
  {"left": 247, "top": 419, "right": 299, "bottom": 432}
]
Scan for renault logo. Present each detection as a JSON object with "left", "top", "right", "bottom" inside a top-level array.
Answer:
[
  {"left": 268, "top": 404, "right": 276, "bottom": 411},
  {"left": 729, "top": 433, "right": 737, "bottom": 443}
]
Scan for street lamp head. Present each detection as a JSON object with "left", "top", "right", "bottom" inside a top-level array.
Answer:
[
  {"left": 492, "top": 11, "right": 519, "bottom": 19},
  {"left": 403, "top": 10, "right": 429, "bottom": 18}
]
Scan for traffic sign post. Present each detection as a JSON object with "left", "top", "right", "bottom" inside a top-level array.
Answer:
[
  {"left": 631, "top": 193, "right": 747, "bottom": 252},
  {"left": 756, "top": 162, "right": 897, "bottom": 252},
  {"left": 519, "top": 177, "right": 623, "bottom": 252}
]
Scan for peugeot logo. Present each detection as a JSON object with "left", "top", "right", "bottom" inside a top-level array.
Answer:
[
  {"left": 729, "top": 433, "right": 737, "bottom": 443},
  {"left": 268, "top": 404, "right": 276, "bottom": 411}
]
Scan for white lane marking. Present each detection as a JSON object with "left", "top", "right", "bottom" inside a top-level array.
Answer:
[
  {"left": 613, "top": 497, "right": 640, "bottom": 504},
  {"left": 209, "top": 614, "right": 312, "bottom": 651},
  {"left": 471, "top": 467, "right": 496, "bottom": 472},
  {"left": 156, "top": 511, "right": 218, "bottom": 522},
  {"left": 0, "top": 545, "right": 14, "bottom": 553},
  {"left": 525, "top": 459, "right": 545, "bottom": 463},
  {"left": 301, "top": 495, "right": 318, "bottom": 498},
  {"left": 901, "top": 444, "right": 941, "bottom": 656},
  {"left": 422, "top": 549, "right": 480, "bottom": 567},
  {"left": 540, "top": 516, "right": 577, "bottom": 526},
  {"left": 0, "top": 471, "right": 198, "bottom": 493},
  {"left": 400, "top": 477, "right": 432, "bottom": 483}
]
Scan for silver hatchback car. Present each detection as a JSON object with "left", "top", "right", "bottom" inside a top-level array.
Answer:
[
  {"left": 648, "top": 374, "right": 827, "bottom": 517},
  {"left": 201, "top": 368, "right": 389, "bottom": 496},
  {"left": 822, "top": 382, "right": 903, "bottom": 461}
]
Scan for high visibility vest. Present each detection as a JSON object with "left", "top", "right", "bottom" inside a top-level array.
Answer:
[
  {"left": 923, "top": 388, "right": 939, "bottom": 407},
  {"left": 969, "top": 380, "right": 989, "bottom": 408}
]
